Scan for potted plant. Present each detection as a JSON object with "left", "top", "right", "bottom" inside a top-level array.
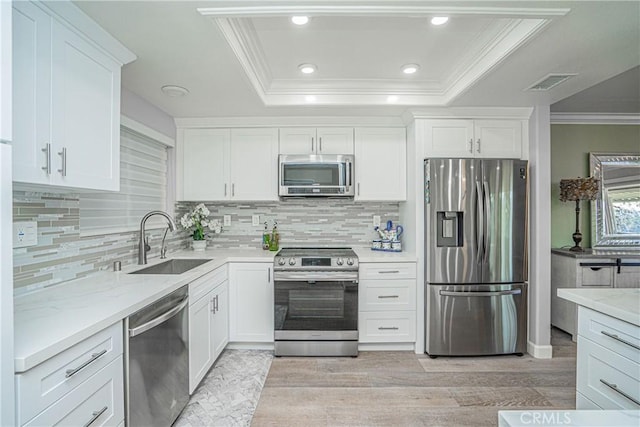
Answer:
[{"left": 179, "top": 203, "right": 222, "bottom": 251}]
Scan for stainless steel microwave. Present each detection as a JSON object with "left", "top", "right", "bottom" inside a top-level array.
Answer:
[{"left": 279, "top": 154, "right": 354, "bottom": 197}]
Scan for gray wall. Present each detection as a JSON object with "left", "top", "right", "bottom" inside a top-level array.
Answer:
[{"left": 121, "top": 88, "right": 176, "bottom": 140}]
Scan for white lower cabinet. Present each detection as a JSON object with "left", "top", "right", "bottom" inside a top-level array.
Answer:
[
  {"left": 188, "top": 266, "right": 229, "bottom": 394},
  {"left": 229, "top": 263, "right": 274, "bottom": 343},
  {"left": 358, "top": 262, "right": 417, "bottom": 343},
  {"left": 15, "top": 321, "right": 124, "bottom": 426},
  {"left": 576, "top": 307, "right": 640, "bottom": 409}
]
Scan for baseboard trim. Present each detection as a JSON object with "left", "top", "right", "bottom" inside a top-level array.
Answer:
[
  {"left": 358, "top": 343, "right": 415, "bottom": 352},
  {"left": 227, "top": 342, "right": 274, "bottom": 351},
  {"left": 527, "top": 340, "right": 553, "bottom": 359}
]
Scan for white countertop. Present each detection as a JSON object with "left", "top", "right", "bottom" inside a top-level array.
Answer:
[
  {"left": 557, "top": 288, "right": 640, "bottom": 327},
  {"left": 14, "top": 246, "right": 416, "bottom": 372}
]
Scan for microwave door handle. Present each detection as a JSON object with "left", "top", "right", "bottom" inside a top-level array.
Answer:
[{"left": 346, "top": 160, "right": 352, "bottom": 188}]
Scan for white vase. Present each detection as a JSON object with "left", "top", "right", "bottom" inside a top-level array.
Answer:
[{"left": 192, "top": 240, "right": 207, "bottom": 251}]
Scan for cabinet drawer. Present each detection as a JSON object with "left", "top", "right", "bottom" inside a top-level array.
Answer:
[
  {"left": 578, "top": 307, "right": 639, "bottom": 364},
  {"left": 577, "top": 337, "right": 640, "bottom": 410},
  {"left": 576, "top": 391, "right": 601, "bottom": 409},
  {"left": 16, "top": 322, "right": 123, "bottom": 424},
  {"left": 359, "top": 279, "right": 416, "bottom": 311},
  {"left": 359, "top": 311, "right": 416, "bottom": 343},
  {"left": 189, "top": 265, "right": 227, "bottom": 303},
  {"left": 359, "top": 263, "right": 416, "bottom": 280},
  {"left": 24, "top": 356, "right": 124, "bottom": 427},
  {"left": 579, "top": 262, "right": 614, "bottom": 287}
]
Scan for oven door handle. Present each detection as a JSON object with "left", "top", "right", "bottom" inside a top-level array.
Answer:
[{"left": 274, "top": 271, "right": 359, "bottom": 282}]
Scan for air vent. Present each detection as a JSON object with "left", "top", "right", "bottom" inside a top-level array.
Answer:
[{"left": 526, "top": 74, "right": 577, "bottom": 91}]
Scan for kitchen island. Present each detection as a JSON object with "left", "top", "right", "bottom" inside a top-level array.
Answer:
[{"left": 558, "top": 288, "right": 639, "bottom": 410}]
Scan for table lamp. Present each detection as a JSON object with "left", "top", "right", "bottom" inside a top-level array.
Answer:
[{"left": 559, "top": 177, "right": 599, "bottom": 251}]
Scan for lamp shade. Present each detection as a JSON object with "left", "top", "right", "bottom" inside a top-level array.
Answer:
[{"left": 559, "top": 177, "right": 599, "bottom": 202}]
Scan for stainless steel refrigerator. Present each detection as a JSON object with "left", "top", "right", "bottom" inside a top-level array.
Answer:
[{"left": 424, "top": 158, "right": 528, "bottom": 357}]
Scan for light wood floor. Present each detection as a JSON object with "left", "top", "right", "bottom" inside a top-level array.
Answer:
[{"left": 252, "top": 328, "right": 576, "bottom": 426}]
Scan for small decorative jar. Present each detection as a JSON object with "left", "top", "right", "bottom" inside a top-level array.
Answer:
[{"left": 192, "top": 240, "right": 207, "bottom": 251}]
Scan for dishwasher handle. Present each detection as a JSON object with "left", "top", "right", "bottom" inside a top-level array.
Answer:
[{"left": 129, "top": 296, "right": 189, "bottom": 338}]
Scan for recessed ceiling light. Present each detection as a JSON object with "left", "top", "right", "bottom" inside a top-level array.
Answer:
[
  {"left": 161, "top": 85, "right": 189, "bottom": 97},
  {"left": 387, "top": 95, "right": 399, "bottom": 103},
  {"left": 431, "top": 16, "right": 449, "bottom": 26},
  {"left": 291, "top": 16, "right": 309, "bottom": 25},
  {"left": 401, "top": 64, "right": 420, "bottom": 75},
  {"left": 305, "top": 95, "right": 316, "bottom": 103},
  {"left": 299, "top": 63, "right": 317, "bottom": 74}
]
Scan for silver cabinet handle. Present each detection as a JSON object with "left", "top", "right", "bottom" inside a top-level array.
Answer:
[
  {"left": 42, "top": 143, "right": 51, "bottom": 174},
  {"left": 378, "top": 270, "right": 400, "bottom": 274},
  {"left": 58, "top": 147, "right": 67, "bottom": 177},
  {"left": 83, "top": 406, "right": 108, "bottom": 427},
  {"left": 599, "top": 379, "right": 640, "bottom": 406},
  {"left": 210, "top": 297, "right": 215, "bottom": 313},
  {"left": 319, "top": 137, "right": 322, "bottom": 152},
  {"left": 378, "top": 295, "right": 399, "bottom": 299},
  {"left": 311, "top": 137, "right": 314, "bottom": 152},
  {"left": 224, "top": 183, "right": 227, "bottom": 196},
  {"left": 468, "top": 138, "right": 473, "bottom": 153},
  {"left": 232, "top": 183, "right": 235, "bottom": 197},
  {"left": 357, "top": 182, "right": 360, "bottom": 196},
  {"left": 129, "top": 297, "right": 188, "bottom": 337},
  {"left": 65, "top": 349, "right": 107, "bottom": 378},
  {"left": 268, "top": 267, "right": 271, "bottom": 283},
  {"left": 378, "top": 326, "right": 399, "bottom": 330},
  {"left": 476, "top": 138, "right": 481, "bottom": 153},
  {"left": 601, "top": 330, "right": 640, "bottom": 350},
  {"left": 215, "top": 294, "right": 219, "bottom": 312}
]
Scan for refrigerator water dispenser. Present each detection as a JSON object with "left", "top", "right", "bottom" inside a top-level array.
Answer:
[{"left": 436, "top": 211, "right": 463, "bottom": 247}]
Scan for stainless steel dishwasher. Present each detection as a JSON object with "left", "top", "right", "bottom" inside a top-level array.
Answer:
[{"left": 125, "top": 285, "right": 189, "bottom": 427}]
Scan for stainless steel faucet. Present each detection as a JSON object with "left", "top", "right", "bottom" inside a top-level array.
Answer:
[{"left": 138, "top": 211, "right": 177, "bottom": 265}]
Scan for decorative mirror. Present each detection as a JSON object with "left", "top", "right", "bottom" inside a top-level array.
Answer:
[{"left": 590, "top": 153, "right": 640, "bottom": 249}]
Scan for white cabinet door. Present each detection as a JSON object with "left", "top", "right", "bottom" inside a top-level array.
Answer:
[
  {"left": 316, "top": 128, "right": 354, "bottom": 154},
  {"left": 279, "top": 128, "right": 316, "bottom": 154},
  {"left": 279, "top": 127, "right": 354, "bottom": 154},
  {"left": 354, "top": 128, "right": 406, "bottom": 201},
  {"left": 12, "top": 1, "right": 51, "bottom": 185},
  {"left": 188, "top": 291, "right": 214, "bottom": 394},
  {"left": 181, "top": 129, "right": 229, "bottom": 201},
  {"left": 50, "top": 21, "right": 120, "bottom": 191},
  {"left": 473, "top": 120, "right": 522, "bottom": 159},
  {"left": 423, "top": 120, "right": 474, "bottom": 158},
  {"left": 0, "top": 0, "right": 11, "bottom": 143},
  {"left": 615, "top": 268, "right": 640, "bottom": 288},
  {"left": 229, "top": 128, "right": 278, "bottom": 200},
  {"left": 212, "top": 281, "right": 229, "bottom": 359},
  {"left": 229, "top": 263, "right": 274, "bottom": 342}
]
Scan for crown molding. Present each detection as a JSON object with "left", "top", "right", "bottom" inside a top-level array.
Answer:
[
  {"left": 550, "top": 113, "right": 640, "bottom": 125},
  {"left": 174, "top": 116, "right": 406, "bottom": 128},
  {"left": 402, "top": 107, "right": 534, "bottom": 124},
  {"left": 200, "top": 4, "right": 567, "bottom": 107}
]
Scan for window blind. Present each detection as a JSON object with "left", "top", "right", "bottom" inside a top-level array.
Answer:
[{"left": 80, "top": 127, "right": 168, "bottom": 235}]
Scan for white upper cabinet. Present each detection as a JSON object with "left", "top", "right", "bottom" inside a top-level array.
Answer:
[
  {"left": 354, "top": 128, "right": 406, "bottom": 201},
  {"left": 279, "top": 127, "right": 354, "bottom": 154},
  {"left": 12, "top": 1, "right": 134, "bottom": 191},
  {"left": 423, "top": 119, "right": 522, "bottom": 159},
  {"left": 178, "top": 127, "right": 278, "bottom": 201},
  {"left": 1, "top": 0, "right": 11, "bottom": 143}
]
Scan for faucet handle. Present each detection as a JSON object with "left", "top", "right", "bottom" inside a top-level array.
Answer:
[{"left": 144, "top": 236, "right": 151, "bottom": 253}]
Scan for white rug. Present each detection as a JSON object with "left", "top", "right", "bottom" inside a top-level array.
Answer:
[{"left": 174, "top": 350, "right": 273, "bottom": 427}]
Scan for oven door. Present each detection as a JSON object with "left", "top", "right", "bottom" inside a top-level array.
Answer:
[{"left": 274, "top": 272, "right": 358, "bottom": 340}]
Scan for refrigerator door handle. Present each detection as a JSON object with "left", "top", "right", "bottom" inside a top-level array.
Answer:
[
  {"left": 439, "top": 289, "right": 522, "bottom": 297},
  {"left": 482, "top": 181, "right": 490, "bottom": 263},
  {"left": 475, "top": 181, "right": 484, "bottom": 261}
]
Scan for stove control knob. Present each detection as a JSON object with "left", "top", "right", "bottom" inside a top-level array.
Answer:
[
  {"left": 289, "top": 258, "right": 296, "bottom": 266},
  {"left": 278, "top": 258, "right": 286, "bottom": 266},
  {"left": 346, "top": 258, "right": 354, "bottom": 266},
  {"left": 336, "top": 258, "right": 344, "bottom": 266}
]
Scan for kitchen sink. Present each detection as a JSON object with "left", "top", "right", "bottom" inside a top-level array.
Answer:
[{"left": 129, "top": 259, "right": 212, "bottom": 275}]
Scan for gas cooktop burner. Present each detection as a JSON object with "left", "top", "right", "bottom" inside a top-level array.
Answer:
[{"left": 274, "top": 247, "right": 358, "bottom": 271}]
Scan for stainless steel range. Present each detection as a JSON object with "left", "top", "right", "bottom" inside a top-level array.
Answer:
[{"left": 273, "top": 247, "right": 359, "bottom": 357}]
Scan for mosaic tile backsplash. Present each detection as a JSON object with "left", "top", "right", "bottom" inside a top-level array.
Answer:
[{"left": 13, "top": 191, "right": 400, "bottom": 295}]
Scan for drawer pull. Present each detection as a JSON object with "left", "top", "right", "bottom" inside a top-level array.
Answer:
[
  {"left": 65, "top": 349, "right": 107, "bottom": 378},
  {"left": 378, "top": 326, "right": 399, "bottom": 330},
  {"left": 378, "top": 295, "right": 399, "bottom": 299},
  {"left": 83, "top": 406, "right": 108, "bottom": 427},
  {"left": 599, "top": 379, "right": 640, "bottom": 406},
  {"left": 601, "top": 330, "right": 640, "bottom": 351},
  {"left": 378, "top": 270, "right": 400, "bottom": 274}
]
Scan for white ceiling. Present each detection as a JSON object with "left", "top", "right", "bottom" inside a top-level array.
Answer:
[{"left": 73, "top": 1, "right": 640, "bottom": 118}]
